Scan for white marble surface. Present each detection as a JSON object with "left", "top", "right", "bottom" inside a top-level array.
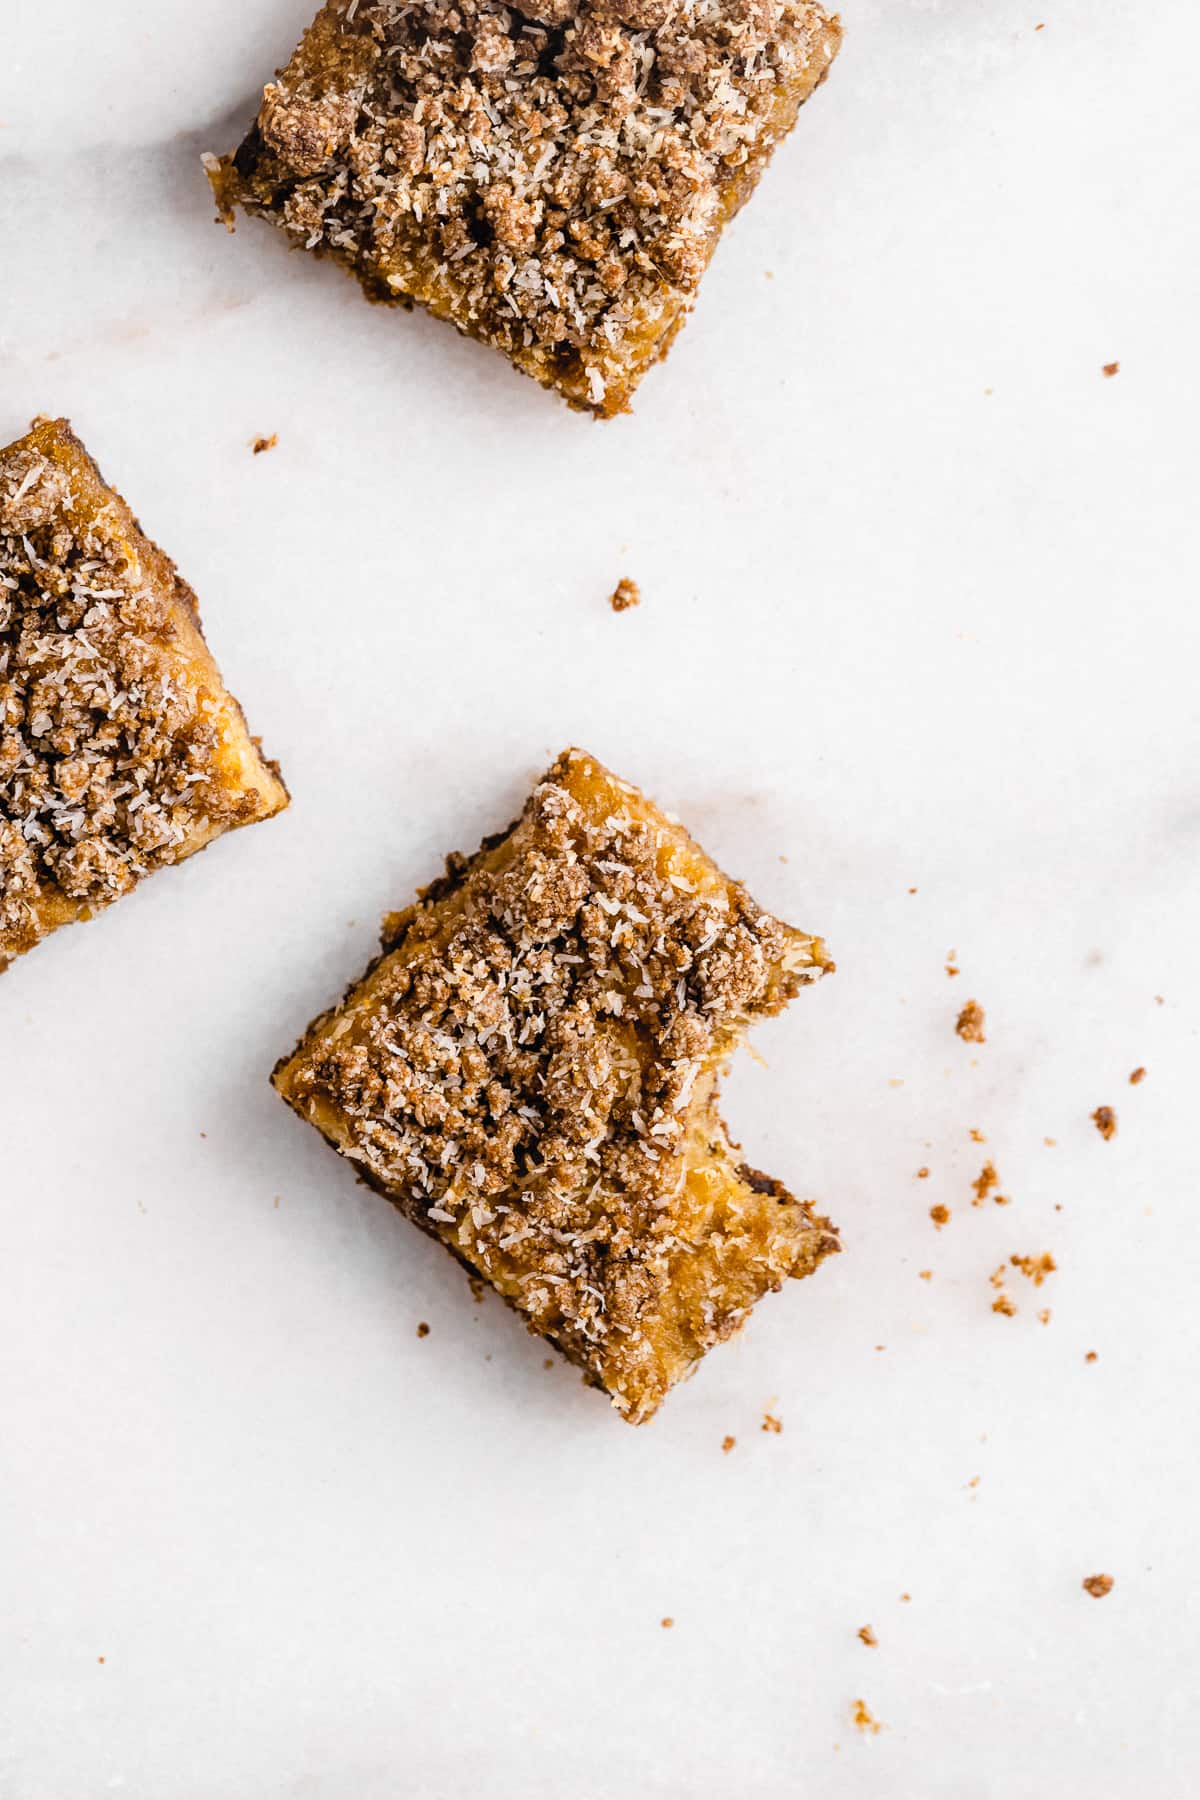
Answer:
[{"left": 2, "top": 2, "right": 1199, "bottom": 1795}]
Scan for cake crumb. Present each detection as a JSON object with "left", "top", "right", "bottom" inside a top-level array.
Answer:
[
  {"left": 1092, "top": 1106, "right": 1118, "bottom": 1141},
  {"left": 97, "top": 1657, "right": 105, "bottom": 1665},
  {"left": 1129, "top": 1067, "right": 1146, "bottom": 1085},
  {"left": 918, "top": 1269, "right": 933, "bottom": 1281},
  {"left": 1038, "top": 1307, "right": 1052, "bottom": 1325},
  {"left": 762, "top": 1412, "right": 783, "bottom": 1434},
  {"left": 857, "top": 1625, "right": 878, "bottom": 1648},
  {"left": 1102, "top": 362, "right": 1120, "bottom": 378},
  {"left": 1085, "top": 1351, "right": 1098, "bottom": 1363},
  {"left": 955, "top": 999, "right": 986, "bottom": 1044},
  {"left": 916, "top": 1166, "right": 930, "bottom": 1179},
  {"left": 945, "top": 952, "right": 960, "bottom": 977},
  {"left": 972, "top": 1161, "right": 1000, "bottom": 1206},
  {"left": 416, "top": 1321, "right": 430, "bottom": 1338},
  {"left": 722, "top": 1435, "right": 736, "bottom": 1454},
  {"left": 1044, "top": 1136, "right": 1057, "bottom": 1147},
  {"left": 899, "top": 1593, "right": 911, "bottom": 1603},
  {"left": 543, "top": 1358, "right": 553, "bottom": 1369},
  {"left": 969, "top": 1128, "right": 986, "bottom": 1143},
  {"left": 992, "top": 1293, "right": 1017, "bottom": 1317},
  {"left": 930, "top": 1204, "right": 950, "bottom": 1229},
  {"left": 609, "top": 577, "right": 641, "bottom": 613},
  {"left": 852, "top": 1699, "right": 882, "bottom": 1735},
  {"left": 1082, "top": 1573, "right": 1114, "bottom": 1599},
  {"left": 251, "top": 433, "right": 278, "bottom": 454},
  {"left": 967, "top": 1476, "right": 980, "bottom": 1489},
  {"left": 1011, "top": 1252, "right": 1056, "bottom": 1286},
  {"left": 661, "top": 1616, "right": 675, "bottom": 1628}
]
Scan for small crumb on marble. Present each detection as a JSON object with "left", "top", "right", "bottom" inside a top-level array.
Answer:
[
  {"left": 609, "top": 577, "right": 641, "bottom": 613},
  {"left": 1011, "top": 1252, "right": 1056, "bottom": 1287},
  {"left": 852, "top": 1699, "right": 882, "bottom": 1735},
  {"left": 1092, "top": 1106, "right": 1118, "bottom": 1141},
  {"left": 969, "top": 1128, "right": 986, "bottom": 1143},
  {"left": 930, "top": 1204, "right": 950, "bottom": 1229},
  {"left": 1129, "top": 1067, "right": 1146, "bottom": 1085},
  {"left": 972, "top": 1161, "right": 1000, "bottom": 1206},
  {"left": 1102, "top": 362, "right": 1120, "bottom": 378},
  {"left": 945, "top": 952, "right": 960, "bottom": 978},
  {"left": 916, "top": 1166, "right": 930, "bottom": 1179},
  {"left": 1082, "top": 1573, "right": 1114, "bottom": 1598},
  {"left": 762, "top": 1412, "right": 783, "bottom": 1434},
  {"left": 1038, "top": 1307, "right": 1052, "bottom": 1325},
  {"left": 992, "top": 1293, "right": 1017, "bottom": 1317},
  {"left": 251, "top": 433, "right": 278, "bottom": 454},
  {"left": 956, "top": 999, "right": 986, "bottom": 1044},
  {"left": 417, "top": 1321, "right": 430, "bottom": 1338},
  {"left": 722, "top": 1435, "right": 736, "bottom": 1454},
  {"left": 857, "top": 1625, "right": 878, "bottom": 1647},
  {"left": 918, "top": 1269, "right": 933, "bottom": 1281},
  {"left": 661, "top": 1616, "right": 675, "bottom": 1629}
]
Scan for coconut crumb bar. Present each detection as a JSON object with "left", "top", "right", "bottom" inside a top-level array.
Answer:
[
  {"left": 0, "top": 418, "right": 288, "bottom": 972},
  {"left": 273, "top": 748, "right": 837, "bottom": 1422},
  {"left": 208, "top": 0, "right": 842, "bottom": 415}
]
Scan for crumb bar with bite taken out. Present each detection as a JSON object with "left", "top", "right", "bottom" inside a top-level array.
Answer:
[{"left": 273, "top": 747, "right": 836, "bottom": 1421}]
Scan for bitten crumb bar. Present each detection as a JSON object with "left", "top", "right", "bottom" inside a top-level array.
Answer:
[
  {"left": 209, "top": 0, "right": 841, "bottom": 415},
  {"left": 0, "top": 418, "right": 288, "bottom": 972},
  {"left": 273, "top": 748, "right": 837, "bottom": 1422}
]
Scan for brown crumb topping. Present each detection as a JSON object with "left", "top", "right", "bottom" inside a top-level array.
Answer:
[
  {"left": 929, "top": 1203, "right": 950, "bottom": 1229},
  {"left": 274, "top": 747, "right": 835, "bottom": 1421},
  {"left": 211, "top": 0, "right": 842, "bottom": 414},
  {"left": 916, "top": 1166, "right": 929, "bottom": 1179},
  {"left": 251, "top": 433, "right": 279, "bottom": 454},
  {"left": 660, "top": 1615, "right": 675, "bottom": 1628},
  {"left": 609, "top": 577, "right": 640, "bottom": 612},
  {"left": 721, "top": 1433, "right": 735, "bottom": 1453},
  {"left": 0, "top": 418, "right": 284, "bottom": 968},
  {"left": 1129, "top": 1066, "right": 1146, "bottom": 1085},
  {"left": 852, "top": 1699, "right": 881, "bottom": 1735},
  {"left": 762, "top": 1411, "right": 783, "bottom": 1434},
  {"left": 1082, "top": 1573, "right": 1114, "bottom": 1598},
  {"left": 416, "top": 1320, "right": 431, "bottom": 1336},
  {"left": 1085, "top": 1350, "right": 1098, "bottom": 1363},
  {"left": 1092, "top": 1105, "right": 1117, "bottom": 1141},
  {"left": 969, "top": 1127, "right": 986, "bottom": 1143},
  {"left": 1102, "top": 362, "right": 1120, "bottom": 378},
  {"left": 955, "top": 998, "right": 986, "bottom": 1044},
  {"left": 1037, "top": 1307, "right": 1051, "bottom": 1325},
  {"left": 991, "top": 1292, "right": 1016, "bottom": 1317},
  {"left": 857, "top": 1625, "right": 877, "bottom": 1648}
]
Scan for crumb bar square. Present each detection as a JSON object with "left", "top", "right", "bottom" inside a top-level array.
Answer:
[
  {"left": 0, "top": 418, "right": 288, "bottom": 972},
  {"left": 274, "top": 748, "right": 837, "bottom": 1422},
  {"left": 209, "top": 0, "right": 842, "bottom": 415}
]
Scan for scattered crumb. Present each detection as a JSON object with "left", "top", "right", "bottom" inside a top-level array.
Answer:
[
  {"left": 764, "top": 270, "right": 774, "bottom": 280},
  {"left": 916, "top": 1166, "right": 930, "bottom": 1179},
  {"left": 900, "top": 1593, "right": 911, "bottom": 1603},
  {"left": 955, "top": 999, "right": 986, "bottom": 1044},
  {"left": 972, "top": 1161, "right": 1000, "bottom": 1206},
  {"left": 609, "top": 577, "right": 641, "bottom": 613},
  {"left": 908, "top": 886, "right": 917, "bottom": 895},
  {"left": 468, "top": 1276, "right": 485, "bottom": 1303},
  {"left": 416, "top": 1321, "right": 430, "bottom": 1338},
  {"left": 992, "top": 1293, "right": 1017, "bottom": 1317},
  {"left": 1011, "top": 1252, "right": 1057, "bottom": 1286},
  {"left": 1035, "top": 19, "right": 1045, "bottom": 27},
  {"left": 543, "top": 1358, "right": 553, "bottom": 1369},
  {"left": 874, "top": 1345, "right": 886, "bottom": 1352},
  {"left": 1082, "top": 1573, "right": 1114, "bottom": 1599},
  {"left": 1102, "top": 362, "right": 1120, "bottom": 378},
  {"left": 1092, "top": 1106, "right": 1118, "bottom": 1141},
  {"left": 930, "top": 1204, "right": 950, "bottom": 1229},
  {"left": 661, "top": 1616, "right": 675, "bottom": 1629},
  {"left": 199, "top": 1131, "right": 207, "bottom": 1140},
  {"left": 969, "top": 1128, "right": 986, "bottom": 1144},
  {"left": 722, "top": 1435, "right": 736, "bottom": 1454},
  {"left": 918, "top": 1269, "right": 933, "bottom": 1282},
  {"left": 1038, "top": 1307, "right": 1052, "bottom": 1325},
  {"left": 762, "top": 1412, "right": 783, "bottom": 1434},
  {"left": 1044, "top": 1137, "right": 1057, "bottom": 1147},
  {"left": 967, "top": 1476, "right": 980, "bottom": 1489},
  {"left": 1155, "top": 995, "right": 1165, "bottom": 1006},
  {"left": 857, "top": 1625, "right": 878, "bottom": 1648},
  {"left": 97, "top": 1657, "right": 105, "bottom": 1665},
  {"left": 945, "top": 952, "right": 960, "bottom": 978},
  {"left": 1129, "top": 1067, "right": 1146, "bottom": 1086},
  {"left": 251, "top": 433, "right": 278, "bottom": 454},
  {"left": 988, "top": 1264, "right": 1006, "bottom": 1288},
  {"left": 852, "top": 1699, "right": 882, "bottom": 1735}
]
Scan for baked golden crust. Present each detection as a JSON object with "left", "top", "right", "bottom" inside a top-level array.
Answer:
[
  {"left": 0, "top": 418, "right": 288, "bottom": 971},
  {"left": 209, "top": 0, "right": 841, "bottom": 415},
  {"left": 274, "top": 748, "right": 836, "bottom": 1421}
]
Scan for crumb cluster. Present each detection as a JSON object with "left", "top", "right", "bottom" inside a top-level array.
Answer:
[
  {"left": 275, "top": 748, "right": 836, "bottom": 1420},
  {"left": 609, "top": 576, "right": 641, "bottom": 612},
  {"left": 0, "top": 419, "right": 284, "bottom": 969},
  {"left": 213, "top": 0, "right": 841, "bottom": 413},
  {"left": 955, "top": 998, "right": 986, "bottom": 1043},
  {"left": 1082, "top": 1573, "right": 1114, "bottom": 1598},
  {"left": 1092, "top": 1105, "right": 1117, "bottom": 1140}
]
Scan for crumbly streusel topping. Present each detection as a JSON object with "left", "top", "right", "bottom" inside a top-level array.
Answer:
[
  {"left": 221, "top": 0, "right": 839, "bottom": 405},
  {"left": 284, "top": 753, "right": 827, "bottom": 1360},
  {"left": 0, "top": 441, "right": 244, "bottom": 959}
]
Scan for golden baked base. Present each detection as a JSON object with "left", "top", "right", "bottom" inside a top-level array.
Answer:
[
  {"left": 0, "top": 418, "right": 288, "bottom": 971},
  {"left": 274, "top": 748, "right": 837, "bottom": 1421},
  {"left": 209, "top": 0, "right": 842, "bottom": 416}
]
